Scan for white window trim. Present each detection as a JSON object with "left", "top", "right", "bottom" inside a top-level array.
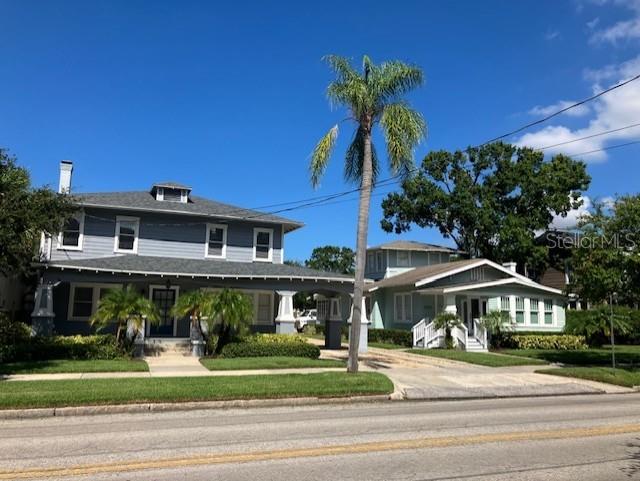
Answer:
[
  {"left": 114, "top": 216, "right": 140, "bottom": 254},
  {"left": 253, "top": 290, "right": 275, "bottom": 325},
  {"left": 253, "top": 227, "right": 273, "bottom": 262},
  {"left": 147, "top": 285, "right": 180, "bottom": 337},
  {"left": 394, "top": 292, "right": 413, "bottom": 323},
  {"left": 68, "top": 283, "right": 122, "bottom": 321},
  {"left": 156, "top": 187, "right": 164, "bottom": 201},
  {"left": 205, "top": 223, "right": 228, "bottom": 259},
  {"left": 57, "top": 212, "right": 85, "bottom": 251}
]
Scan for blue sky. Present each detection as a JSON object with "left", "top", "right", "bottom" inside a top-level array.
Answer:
[{"left": 1, "top": 0, "right": 639, "bottom": 261}]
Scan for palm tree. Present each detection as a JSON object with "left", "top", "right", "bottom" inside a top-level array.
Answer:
[
  {"left": 171, "top": 289, "right": 215, "bottom": 342},
  {"left": 310, "top": 55, "right": 426, "bottom": 372},
  {"left": 479, "top": 310, "right": 513, "bottom": 348},
  {"left": 207, "top": 288, "right": 254, "bottom": 354},
  {"left": 91, "top": 284, "right": 159, "bottom": 346},
  {"left": 433, "top": 311, "right": 462, "bottom": 350}
]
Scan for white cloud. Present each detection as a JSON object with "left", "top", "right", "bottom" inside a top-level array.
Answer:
[
  {"left": 589, "top": 0, "right": 640, "bottom": 43},
  {"left": 550, "top": 196, "right": 592, "bottom": 229},
  {"left": 528, "top": 101, "right": 591, "bottom": 117},
  {"left": 516, "top": 55, "right": 640, "bottom": 163},
  {"left": 545, "top": 30, "right": 561, "bottom": 41},
  {"left": 599, "top": 196, "right": 616, "bottom": 209},
  {"left": 586, "top": 17, "right": 600, "bottom": 29}
]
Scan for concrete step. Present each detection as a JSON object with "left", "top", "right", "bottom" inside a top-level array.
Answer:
[{"left": 144, "top": 338, "right": 192, "bottom": 357}]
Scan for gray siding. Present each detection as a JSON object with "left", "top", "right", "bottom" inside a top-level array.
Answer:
[{"left": 50, "top": 208, "right": 283, "bottom": 264}]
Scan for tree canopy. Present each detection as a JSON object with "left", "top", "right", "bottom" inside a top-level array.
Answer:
[
  {"left": 0, "top": 149, "right": 76, "bottom": 275},
  {"left": 305, "top": 245, "right": 356, "bottom": 274},
  {"left": 380, "top": 142, "right": 590, "bottom": 273}
]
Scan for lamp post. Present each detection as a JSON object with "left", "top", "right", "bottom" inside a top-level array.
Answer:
[{"left": 609, "top": 292, "right": 616, "bottom": 371}]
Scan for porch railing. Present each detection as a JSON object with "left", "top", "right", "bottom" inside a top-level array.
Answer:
[
  {"left": 473, "top": 318, "right": 488, "bottom": 350},
  {"left": 412, "top": 318, "right": 441, "bottom": 348},
  {"left": 452, "top": 323, "right": 468, "bottom": 350}
]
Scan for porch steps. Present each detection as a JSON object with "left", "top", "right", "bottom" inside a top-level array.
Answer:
[
  {"left": 144, "top": 338, "right": 192, "bottom": 357},
  {"left": 465, "top": 337, "right": 488, "bottom": 353}
]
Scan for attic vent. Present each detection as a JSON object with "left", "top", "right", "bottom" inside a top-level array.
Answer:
[{"left": 156, "top": 187, "right": 188, "bottom": 203}]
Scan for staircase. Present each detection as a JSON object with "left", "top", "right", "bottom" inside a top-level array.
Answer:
[
  {"left": 411, "top": 318, "right": 488, "bottom": 352},
  {"left": 144, "top": 338, "right": 192, "bottom": 357},
  {"left": 465, "top": 337, "right": 487, "bottom": 352}
]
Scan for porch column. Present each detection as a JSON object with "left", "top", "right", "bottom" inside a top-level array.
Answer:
[
  {"left": 444, "top": 294, "right": 457, "bottom": 315},
  {"left": 30, "top": 282, "right": 55, "bottom": 336},
  {"left": 325, "top": 296, "right": 343, "bottom": 349},
  {"left": 347, "top": 296, "right": 370, "bottom": 353},
  {"left": 275, "top": 291, "right": 297, "bottom": 334}
]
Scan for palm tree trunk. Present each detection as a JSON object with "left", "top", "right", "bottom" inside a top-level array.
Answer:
[{"left": 347, "top": 126, "right": 374, "bottom": 374}]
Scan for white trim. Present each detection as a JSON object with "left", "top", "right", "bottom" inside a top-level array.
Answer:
[
  {"left": 254, "top": 290, "right": 275, "bottom": 325},
  {"left": 441, "top": 278, "right": 563, "bottom": 295},
  {"left": 204, "top": 223, "right": 228, "bottom": 259},
  {"left": 393, "top": 292, "right": 413, "bottom": 323},
  {"left": 68, "top": 282, "right": 122, "bottom": 321},
  {"left": 57, "top": 212, "right": 85, "bottom": 251},
  {"left": 415, "top": 259, "right": 486, "bottom": 287},
  {"left": 156, "top": 187, "right": 164, "bottom": 201},
  {"left": 114, "top": 216, "right": 140, "bottom": 254},
  {"left": 280, "top": 225, "right": 285, "bottom": 265},
  {"left": 147, "top": 284, "right": 180, "bottom": 337},
  {"left": 253, "top": 227, "right": 273, "bottom": 262}
]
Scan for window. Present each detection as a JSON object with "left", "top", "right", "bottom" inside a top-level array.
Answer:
[
  {"left": 396, "top": 250, "right": 410, "bottom": 267},
  {"left": 367, "top": 253, "right": 374, "bottom": 272},
  {"left": 205, "top": 224, "right": 227, "bottom": 258},
  {"left": 114, "top": 216, "right": 139, "bottom": 253},
  {"left": 544, "top": 299, "right": 554, "bottom": 324},
  {"left": 253, "top": 228, "right": 273, "bottom": 261},
  {"left": 530, "top": 298, "right": 539, "bottom": 324},
  {"left": 376, "top": 251, "right": 384, "bottom": 271},
  {"left": 256, "top": 293, "right": 272, "bottom": 325},
  {"left": 515, "top": 296, "right": 525, "bottom": 324},
  {"left": 58, "top": 213, "right": 84, "bottom": 250},
  {"left": 69, "top": 284, "right": 121, "bottom": 320},
  {"left": 156, "top": 187, "right": 188, "bottom": 203},
  {"left": 394, "top": 293, "right": 412, "bottom": 323}
]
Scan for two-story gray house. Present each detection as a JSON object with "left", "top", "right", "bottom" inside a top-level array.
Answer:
[{"left": 31, "top": 161, "right": 355, "bottom": 352}]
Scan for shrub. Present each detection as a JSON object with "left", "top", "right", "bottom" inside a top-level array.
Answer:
[
  {"left": 368, "top": 328, "right": 412, "bottom": 347},
  {"left": 11, "top": 335, "right": 126, "bottom": 362},
  {"left": 0, "top": 313, "right": 31, "bottom": 362},
  {"left": 220, "top": 336, "right": 320, "bottom": 359},
  {"left": 566, "top": 307, "right": 639, "bottom": 346},
  {"left": 505, "top": 334, "right": 587, "bottom": 350}
]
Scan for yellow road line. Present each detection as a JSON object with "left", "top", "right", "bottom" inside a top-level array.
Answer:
[{"left": 3, "top": 423, "right": 640, "bottom": 480}]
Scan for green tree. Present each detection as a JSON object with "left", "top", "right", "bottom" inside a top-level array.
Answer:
[
  {"left": 380, "top": 142, "right": 590, "bottom": 274},
  {"left": 310, "top": 55, "right": 426, "bottom": 373},
  {"left": 207, "top": 288, "right": 254, "bottom": 354},
  {"left": 171, "top": 289, "right": 215, "bottom": 343},
  {"left": 91, "top": 285, "right": 160, "bottom": 347},
  {"left": 433, "top": 311, "right": 462, "bottom": 350},
  {"left": 305, "top": 245, "right": 356, "bottom": 274},
  {"left": 571, "top": 195, "right": 640, "bottom": 305},
  {"left": 479, "top": 310, "right": 513, "bottom": 348},
  {"left": 0, "top": 149, "right": 76, "bottom": 275}
]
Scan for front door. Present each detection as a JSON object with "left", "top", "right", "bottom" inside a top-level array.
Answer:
[
  {"left": 469, "top": 298, "right": 487, "bottom": 336},
  {"left": 149, "top": 287, "right": 177, "bottom": 337}
]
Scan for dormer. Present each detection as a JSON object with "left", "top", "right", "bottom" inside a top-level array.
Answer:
[{"left": 151, "top": 182, "right": 191, "bottom": 203}]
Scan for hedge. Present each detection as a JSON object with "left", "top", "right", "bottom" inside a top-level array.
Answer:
[
  {"left": 9, "top": 335, "right": 127, "bottom": 362},
  {"left": 368, "top": 328, "right": 412, "bottom": 347},
  {"left": 0, "top": 314, "right": 31, "bottom": 363},
  {"left": 505, "top": 334, "right": 587, "bottom": 350},
  {"left": 565, "top": 307, "right": 640, "bottom": 346},
  {"left": 220, "top": 337, "right": 320, "bottom": 359}
]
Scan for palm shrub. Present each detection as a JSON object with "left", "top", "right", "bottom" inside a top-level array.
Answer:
[
  {"left": 479, "top": 310, "right": 513, "bottom": 349},
  {"left": 90, "top": 284, "right": 160, "bottom": 348},
  {"left": 433, "top": 311, "right": 462, "bottom": 349},
  {"left": 171, "top": 289, "right": 215, "bottom": 343},
  {"left": 206, "top": 288, "right": 254, "bottom": 355},
  {"left": 311, "top": 55, "right": 426, "bottom": 372},
  {"left": 565, "top": 305, "right": 632, "bottom": 346}
]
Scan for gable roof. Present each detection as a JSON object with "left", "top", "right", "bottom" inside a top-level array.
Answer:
[
  {"left": 152, "top": 181, "right": 192, "bottom": 190},
  {"left": 368, "top": 240, "right": 462, "bottom": 253},
  {"left": 74, "top": 191, "right": 304, "bottom": 232},
  {"left": 367, "top": 258, "right": 563, "bottom": 295}
]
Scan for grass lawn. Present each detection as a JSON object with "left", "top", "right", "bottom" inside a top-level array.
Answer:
[
  {"left": 499, "top": 346, "right": 640, "bottom": 366},
  {"left": 407, "top": 349, "right": 548, "bottom": 367},
  {"left": 368, "top": 342, "right": 407, "bottom": 350},
  {"left": 200, "top": 356, "right": 345, "bottom": 370},
  {"left": 0, "top": 372, "right": 393, "bottom": 409},
  {"left": 536, "top": 367, "right": 640, "bottom": 388},
  {"left": 0, "top": 359, "right": 148, "bottom": 375}
]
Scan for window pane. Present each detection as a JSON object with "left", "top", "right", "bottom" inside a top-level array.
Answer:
[
  {"left": 255, "top": 245, "right": 269, "bottom": 258},
  {"left": 256, "top": 232, "right": 270, "bottom": 245},
  {"left": 120, "top": 225, "right": 135, "bottom": 236},
  {"left": 545, "top": 313, "right": 553, "bottom": 324},
  {"left": 62, "top": 231, "right": 80, "bottom": 247},
  {"left": 257, "top": 294, "right": 271, "bottom": 324},
  {"left": 404, "top": 294, "right": 412, "bottom": 320},
  {"left": 515, "top": 312, "right": 525, "bottom": 324},
  {"left": 395, "top": 296, "right": 402, "bottom": 320},
  {"left": 118, "top": 234, "right": 135, "bottom": 250},
  {"left": 72, "top": 287, "right": 93, "bottom": 317},
  {"left": 530, "top": 312, "right": 538, "bottom": 324},
  {"left": 210, "top": 228, "right": 224, "bottom": 243}
]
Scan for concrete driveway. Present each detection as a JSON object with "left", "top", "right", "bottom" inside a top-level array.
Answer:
[{"left": 321, "top": 347, "right": 633, "bottom": 399}]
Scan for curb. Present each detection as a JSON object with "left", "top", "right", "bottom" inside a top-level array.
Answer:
[{"left": 0, "top": 394, "right": 396, "bottom": 420}]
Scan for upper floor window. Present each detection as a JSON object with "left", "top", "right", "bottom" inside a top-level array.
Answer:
[
  {"left": 366, "top": 252, "right": 374, "bottom": 272},
  {"left": 396, "top": 250, "right": 410, "bottom": 267},
  {"left": 253, "top": 228, "right": 273, "bottom": 262},
  {"left": 114, "top": 216, "right": 140, "bottom": 254},
  {"left": 376, "top": 251, "right": 383, "bottom": 271},
  {"left": 58, "top": 213, "right": 84, "bottom": 250},
  {"left": 153, "top": 183, "right": 190, "bottom": 203},
  {"left": 205, "top": 223, "right": 227, "bottom": 258}
]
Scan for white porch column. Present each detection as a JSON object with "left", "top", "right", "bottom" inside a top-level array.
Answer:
[
  {"left": 443, "top": 294, "right": 457, "bottom": 315},
  {"left": 30, "top": 282, "right": 55, "bottom": 336},
  {"left": 347, "top": 296, "right": 370, "bottom": 353},
  {"left": 324, "top": 296, "right": 343, "bottom": 349},
  {"left": 275, "top": 291, "right": 297, "bottom": 334}
]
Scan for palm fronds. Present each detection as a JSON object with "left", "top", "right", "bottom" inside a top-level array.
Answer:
[{"left": 310, "top": 125, "right": 338, "bottom": 187}]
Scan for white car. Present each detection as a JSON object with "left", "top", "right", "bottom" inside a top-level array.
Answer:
[{"left": 295, "top": 309, "right": 317, "bottom": 332}]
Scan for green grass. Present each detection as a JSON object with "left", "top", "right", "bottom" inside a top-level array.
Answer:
[
  {"left": 0, "top": 372, "right": 393, "bottom": 409},
  {"left": 536, "top": 367, "right": 640, "bottom": 388},
  {"left": 200, "top": 356, "right": 345, "bottom": 371},
  {"left": 407, "top": 349, "right": 548, "bottom": 367},
  {"left": 369, "top": 342, "right": 407, "bottom": 350},
  {"left": 499, "top": 345, "right": 640, "bottom": 366},
  {"left": 0, "top": 359, "right": 149, "bottom": 375}
]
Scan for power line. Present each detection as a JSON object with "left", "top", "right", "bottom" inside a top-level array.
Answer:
[
  {"left": 538, "top": 122, "right": 640, "bottom": 150},
  {"left": 571, "top": 139, "right": 640, "bottom": 157}
]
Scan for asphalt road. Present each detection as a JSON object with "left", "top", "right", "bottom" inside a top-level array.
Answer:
[{"left": 1, "top": 393, "right": 639, "bottom": 480}]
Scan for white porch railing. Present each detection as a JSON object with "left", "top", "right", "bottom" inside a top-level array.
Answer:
[
  {"left": 451, "top": 323, "right": 468, "bottom": 350},
  {"left": 473, "top": 318, "right": 488, "bottom": 350},
  {"left": 411, "top": 318, "right": 443, "bottom": 348}
]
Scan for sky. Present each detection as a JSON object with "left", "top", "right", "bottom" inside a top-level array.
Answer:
[{"left": 1, "top": 0, "right": 639, "bottom": 261}]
